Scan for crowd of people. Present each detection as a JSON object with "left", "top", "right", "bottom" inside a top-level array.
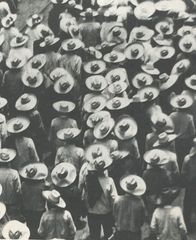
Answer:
[{"left": 0, "top": 0, "right": 196, "bottom": 239}]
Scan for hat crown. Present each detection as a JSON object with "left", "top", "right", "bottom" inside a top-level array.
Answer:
[
  {"left": 32, "top": 59, "right": 41, "bottom": 68},
  {"left": 177, "top": 62, "right": 185, "bottom": 72},
  {"left": 48, "top": 190, "right": 61, "bottom": 204},
  {"left": 119, "top": 121, "right": 129, "bottom": 132},
  {"left": 114, "top": 83, "right": 122, "bottom": 93},
  {"left": 144, "top": 91, "right": 154, "bottom": 100},
  {"left": 59, "top": 102, "right": 69, "bottom": 112},
  {"left": 113, "top": 29, "right": 121, "bottom": 37},
  {"left": 27, "top": 75, "right": 37, "bottom": 84},
  {"left": 91, "top": 100, "right": 100, "bottom": 109},
  {"left": 21, "top": 94, "right": 30, "bottom": 105},
  {"left": 11, "top": 58, "right": 21, "bottom": 67},
  {"left": 13, "top": 121, "right": 23, "bottom": 131},
  {"left": 110, "top": 53, "right": 118, "bottom": 62},
  {"left": 16, "top": 34, "right": 24, "bottom": 44},
  {"left": 137, "top": 76, "right": 146, "bottom": 86},
  {"left": 151, "top": 154, "right": 160, "bottom": 164},
  {"left": 60, "top": 80, "right": 70, "bottom": 91},
  {"left": 161, "top": 49, "right": 168, "bottom": 57},
  {"left": 158, "top": 132, "right": 169, "bottom": 143},
  {"left": 32, "top": 14, "right": 39, "bottom": 20},
  {"left": 67, "top": 41, "right": 76, "bottom": 50},
  {"left": 92, "top": 147, "right": 102, "bottom": 159},
  {"left": 136, "top": 31, "right": 144, "bottom": 39},
  {"left": 156, "top": 117, "right": 167, "bottom": 128},
  {"left": 100, "top": 124, "right": 109, "bottom": 135},
  {"left": 111, "top": 74, "right": 120, "bottom": 82},
  {"left": 57, "top": 168, "right": 68, "bottom": 179},
  {"left": 72, "top": 26, "right": 79, "bottom": 35},
  {"left": 26, "top": 167, "right": 37, "bottom": 178},
  {"left": 91, "top": 79, "right": 101, "bottom": 89},
  {"left": 9, "top": 230, "right": 22, "bottom": 239},
  {"left": 126, "top": 179, "right": 137, "bottom": 191},
  {"left": 160, "top": 24, "right": 169, "bottom": 33},
  {"left": 91, "top": 63, "right": 100, "bottom": 72},
  {"left": 191, "top": 78, "right": 196, "bottom": 86},
  {"left": 44, "top": 35, "right": 54, "bottom": 46},
  {"left": 183, "top": 41, "right": 192, "bottom": 49},
  {"left": 94, "top": 159, "right": 105, "bottom": 170},
  {"left": 159, "top": 73, "right": 169, "bottom": 83},
  {"left": 63, "top": 128, "right": 74, "bottom": 138},
  {"left": 178, "top": 97, "right": 186, "bottom": 106},
  {"left": 0, "top": 152, "right": 9, "bottom": 161},
  {"left": 131, "top": 48, "right": 139, "bottom": 57}
]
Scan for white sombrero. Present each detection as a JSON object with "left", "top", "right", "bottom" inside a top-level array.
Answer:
[{"left": 15, "top": 93, "right": 37, "bottom": 111}]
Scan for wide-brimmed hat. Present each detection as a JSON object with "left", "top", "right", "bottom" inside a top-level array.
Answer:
[
  {"left": 151, "top": 112, "right": 174, "bottom": 133},
  {"left": 153, "top": 132, "right": 177, "bottom": 147},
  {"left": 141, "top": 63, "right": 160, "bottom": 75},
  {"left": 103, "top": 51, "right": 125, "bottom": 64},
  {"left": 86, "top": 75, "right": 108, "bottom": 92},
  {"left": 107, "top": 25, "right": 127, "bottom": 42},
  {"left": 57, "top": 128, "right": 81, "bottom": 140},
  {"left": 114, "top": 115, "right": 137, "bottom": 140},
  {"left": 159, "top": 73, "right": 179, "bottom": 91},
  {"left": 169, "top": 0, "right": 187, "bottom": 13},
  {"left": 15, "top": 93, "right": 37, "bottom": 112},
  {"left": 106, "top": 97, "right": 132, "bottom": 110},
  {"left": 105, "top": 68, "right": 127, "bottom": 85},
  {"left": 155, "top": 46, "right": 175, "bottom": 59},
  {"left": 51, "top": 0, "right": 68, "bottom": 4},
  {"left": 93, "top": 118, "right": 115, "bottom": 139},
  {"left": 62, "top": 38, "right": 84, "bottom": 52},
  {"left": 132, "top": 72, "right": 153, "bottom": 89},
  {"left": 2, "top": 220, "right": 30, "bottom": 240},
  {"left": 144, "top": 149, "right": 169, "bottom": 165},
  {"left": 125, "top": 42, "right": 144, "bottom": 60},
  {"left": 134, "top": 1, "right": 156, "bottom": 20},
  {"left": 171, "top": 59, "right": 191, "bottom": 75},
  {"left": 19, "top": 163, "right": 48, "bottom": 180},
  {"left": 7, "top": 117, "right": 30, "bottom": 134},
  {"left": 6, "top": 56, "right": 26, "bottom": 69},
  {"left": 108, "top": 80, "right": 128, "bottom": 95},
  {"left": 97, "top": 0, "right": 113, "bottom": 7},
  {"left": 177, "top": 25, "right": 193, "bottom": 37},
  {"left": 155, "top": 0, "right": 172, "bottom": 12},
  {"left": 131, "top": 26, "right": 154, "bottom": 41},
  {"left": 50, "top": 68, "right": 68, "bottom": 82},
  {"left": 51, "top": 163, "right": 77, "bottom": 187},
  {"left": 83, "top": 94, "right": 107, "bottom": 113},
  {"left": 170, "top": 91, "right": 193, "bottom": 109},
  {"left": 0, "top": 148, "right": 16, "bottom": 163},
  {"left": 40, "top": 35, "right": 60, "bottom": 48},
  {"left": 120, "top": 175, "right": 146, "bottom": 196},
  {"left": 153, "top": 34, "right": 173, "bottom": 46},
  {"left": 0, "top": 202, "right": 6, "bottom": 220},
  {"left": 155, "top": 18, "right": 174, "bottom": 35},
  {"left": 22, "top": 68, "right": 44, "bottom": 88},
  {"left": 87, "top": 111, "right": 111, "bottom": 128},
  {"left": 179, "top": 34, "right": 196, "bottom": 53},
  {"left": 28, "top": 54, "right": 46, "bottom": 70},
  {"left": 54, "top": 76, "right": 75, "bottom": 95},
  {"left": 0, "top": 97, "right": 7, "bottom": 109},
  {"left": 42, "top": 190, "right": 66, "bottom": 208},
  {"left": 185, "top": 74, "right": 196, "bottom": 91},
  {"left": 110, "top": 150, "right": 130, "bottom": 161},
  {"left": 52, "top": 100, "right": 75, "bottom": 114},
  {"left": 84, "top": 60, "right": 106, "bottom": 75},
  {"left": 26, "top": 14, "right": 43, "bottom": 28},
  {"left": 1, "top": 14, "right": 17, "bottom": 29},
  {"left": 10, "top": 34, "right": 29, "bottom": 48},
  {"left": 135, "top": 86, "right": 159, "bottom": 102},
  {"left": 80, "top": 7, "right": 98, "bottom": 17}
]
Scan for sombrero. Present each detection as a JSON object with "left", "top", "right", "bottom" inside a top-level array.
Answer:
[
  {"left": 22, "top": 69, "right": 44, "bottom": 88},
  {"left": 108, "top": 80, "right": 128, "bottom": 95},
  {"left": 54, "top": 76, "right": 75, "bottom": 94},
  {"left": 141, "top": 63, "right": 160, "bottom": 75},
  {"left": 153, "top": 34, "right": 173, "bottom": 46},
  {"left": 153, "top": 132, "right": 177, "bottom": 147},
  {"left": 134, "top": 1, "right": 156, "bottom": 20},
  {"left": 103, "top": 51, "right": 125, "bottom": 64},
  {"left": 131, "top": 26, "right": 154, "bottom": 41},
  {"left": 84, "top": 60, "right": 106, "bottom": 75},
  {"left": 143, "top": 149, "right": 169, "bottom": 165},
  {"left": 42, "top": 190, "right": 66, "bottom": 208},
  {"left": 2, "top": 220, "right": 30, "bottom": 240},
  {"left": 110, "top": 150, "right": 130, "bottom": 161},
  {"left": 185, "top": 74, "right": 196, "bottom": 91},
  {"left": 10, "top": 34, "right": 29, "bottom": 48},
  {"left": 155, "top": 46, "right": 175, "bottom": 59},
  {"left": 171, "top": 59, "right": 191, "bottom": 75},
  {"left": 155, "top": 0, "right": 172, "bottom": 12},
  {"left": 62, "top": 38, "right": 84, "bottom": 52},
  {"left": 52, "top": 101, "right": 75, "bottom": 113},
  {"left": 132, "top": 72, "right": 153, "bottom": 89},
  {"left": 83, "top": 94, "right": 107, "bottom": 113},
  {"left": 1, "top": 14, "right": 17, "bottom": 29},
  {"left": 50, "top": 68, "right": 69, "bottom": 82},
  {"left": 97, "top": 0, "right": 113, "bottom": 7},
  {"left": 106, "top": 97, "right": 132, "bottom": 110},
  {"left": 107, "top": 25, "right": 127, "bottom": 43},
  {"left": 87, "top": 111, "right": 111, "bottom": 128},
  {"left": 80, "top": 7, "right": 98, "bottom": 17},
  {"left": 7, "top": 117, "right": 30, "bottom": 134},
  {"left": 0, "top": 148, "right": 16, "bottom": 163},
  {"left": 93, "top": 118, "right": 115, "bottom": 139},
  {"left": 169, "top": 0, "right": 187, "bottom": 13},
  {"left": 40, "top": 35, "right": 60, "bottom": 48},
  {"left": 155, "top": 18, "right": 174, "bottom": 35},
  {"left": 26, "top": 14, "right": 43, "bottom": 28},
  {"left": 177, "top": 25, "right": 193, "bottom": 37},
  {"left": 170, "top": 91, "right": 193, "bottom": 109},
  {"left": 158, "top": 73, "right": 179, "bottom": 91},
  {"left": 85, "top": 143, "right": 110, "bottom": 163},
  {"left": 6, "top": 56, "right": 26, "bottom": 69},
  {"left": 135, "top": 86, "right": 159, "bottom": 102},
  {"left": 125, "top": 42, "right": 144, "bottom": 60},
  {"left": 0, "top": 97, "right": 7, "bottom": 109},
  {"left": 179, "top": 34, "right": 196, "bottom": 53},
  {"left": 105, "top": 68, "right": 127, "bottom": 85},
  {"left": 19, "top": 163, "right": 48, "bottom": 180},
  {"left": 120, "top": 175, "right": 146, "bottom": 196},
  {"left": 28, "top": 54, "right": 46, "bottom": 70},
  {"left": 85, "top": 75, "right": 108, "bottom": 92},
  {"left": 151, "top": 112, "right": 174, "bottom": 133},
  {"left": 57, "top": 128, "right": 81, "bottom": 140},
  {"left": 51, "top": 162, "right": 77, "bottom": 187},
  {"left": 114, "top": 115, "right": 138, "bottom": 140},
  {"left": 15, "top": 93, "right": 37, "bottom": 111}
]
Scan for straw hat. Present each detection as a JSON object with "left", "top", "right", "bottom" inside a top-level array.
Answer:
[
  {"left": 83, "top": 94, "right": 107, "bottom": 113},
  {"left": 151, "top": 112, "right": 174, "bottom": 133},
  {"left": 97, "top": 0, "right": 113, "bottom": 7},
  {"left": 85, "top": 75, "right": 108, "bottom": 92},
  {"left": 84, "top": 60, "right": 106, "bottom": 75},
  {"left": 28, "top": 54, "right": 46, "bottom": 70},
  {"left": 131, "top": 26, "right": 154, "bottom": 41},
  {"left": 7, "top": 117, "right": 30, "bottom": 134},
  {"left": 114, "top": 115, "right": 137, "bottom": 140},
  {"left": 169, "top": 0, "right": 187, "bottom": 13},
  {"left": 103, "top": 51, "right": 125, "bottom": 64},
  {"left": 0, "top": 97, "right": 7, "bottom": 109},
  {"left": 42, "top": 190, "right": 66, "bottom": 208},
  {"left": 107, "top": 25, "right": 127, "bottom": 42},
  {"left": 177, "top": 25, "right": 193, "bottom": 37},
  {"left": 6, "top": 56, "right": 25, "bottom": 69},
  {"left": 0, "top": 148, "right": 16, "bottom": 163},
  {"left": 26, "top": 14, "right": 43, "bottom": 28},
  {"left": 141, "top": 63, "right": 160, "bottom": 75},
  {"left": 80, "top": 7, "right": 98, "bottom": 17},
  {"left": 108, "top": 81, "right": 128, "bottom": 95},
  {"left": 52, "top": 100, "right": 75, "bottom": 114},
  {"left": 2, "top": 220, "right": 30, "bottom": 240},
  {"left": 15, "top": 93, "right": 37, "bottom": 111},
  {"left": 93, "top": 118, "right": 115, "bottom": 139},
  {"left": 10, "top": 34, "right": 29, "bottom": 48},
  {"left": 106, "top": 97, "right": 132, "bottom": 110},
  {"left": 0, "top": 202, "right": 6, "bottom": 220},
  {"left": 40, "top": 35, "right": 60, "bottom": 48},
  {"left": 19, "top": 163, "right": 48, "bottom": 180},
  {"left": 120, "top": 175, "right": 146, "bottom": 196},
  {"left": 158, "top": 73, "right": 179, "bottom": 91},
  {"left": 51, "top": 162, "right": 77, "bottom": 187},
  {"left": 1, "top": 14, "right": 17, "bottom": 29},
  {"left": 105, "top": 68, "right": 127, "bottom": 85},
  {"left": 51, "top": 0, "right": 68, "bottom": 4},
  {"left": 155, "top": 46, "right": 175, "bottom": 59},
  {"left": 135, "top": 86, "right": 159, "bottom": 102},
  {"left": 144, "top": 149, "right": 169, "bottom": 165},
  {"left": 179, "top": 34, "right": 196, "bottom": 53},
  {"left": 134, "top": 1, "right": 156, "bottom": 20},
  {"left": 155, "top": 18, "right": 174, "bottom": 35},
  {"left": 153, "top": 34, "right": 173, "bottom": 46},
  {"left": 50, "top": 68, "right": 68, "bottom": 82},
  {"left": 125, "top": 42, "right": 144, "bottom": 60},
  {"left": 54, "top": 76, "right": 75, "bottom": 95},
  {"left": 170, "top": 91, "right": 193, "bottom": 109},
  {"left": 110, "top": 150, "right": 129, "bottom": 161},
  {"left": 132, "top": 72, "right": 153, "bottom": 89},
  {"left": 57, "top": 128, "right": 81, "bottom": 140},
  {"left": 22, "top": 69, "right": 44, "bottom": 88},
  {"left": 171, "top": 59, "right": 191, "bottom": 75},
  {"left": 155, "top": 0, "right": 172, "bottom": 12},
  {"left": 87, "top": 111, "right": 111, "bottom": 128},
  {"left": 153, "top": 132, "right": 177, "bottom": 147},
  {"left": 85, "top": 143, "right": 110, "bottom": 163},
  {"left": 62, "top": 39, "right": 84, "bottom": 52},
  {"left": 185, "top": 74, "right": 196, "bottom": 91}
]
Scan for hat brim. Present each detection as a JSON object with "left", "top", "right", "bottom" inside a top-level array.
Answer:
[
  {"left": 93, "top": 118, "right": 115, "bottom": 139},
  {"left": 86, "top": 75, "right": 108, "bottom": 92},
  {"left": 0, "top": 97, "right": 8, "bottom": 109},
  {"left": 136, "top": 87, "right": 159, "bottom": 102},
  {"left": 170, "top": 95, "right": 193, "bottom": 109},
  {"left": 0, "top": 148, "right": 16, "bottom": 163},
  {"left": 108, "top": 81, "right": 128, "bottom": 94},
  {"left": 1, "top": 14, "right": 17, "bottom": 28},
  {"left": 43, "top": 190, "right": 66, "bottom": 208},
  {"left": 105, "top": 68, "right": 127, "bottom": 85},
  {"left": 28, "top": 54, "right": 46, "bottom": 70},
  {"left": 134, "top": 2, "right": 156, "bottom": 20},
  {"left": 141, "top": 65, "right": 160, "bottom": 75},
  {"left": 179, "top": 37, "right": 196, "bottom": 53},
  {"left": 144, "top": 149, "right": 169, "bottom": 165},
  {"left": 62, "top": 39, "right": 84, "bottom": 52},
  {"left": 97, "top": 0, "right": 113, "bottom": 6},
  {"left": 22, "top": 69, "right": 44, "bottom": 88},
  {"left": 185, "top": 76, "right": 196, "bottom": 90},
  {"left": 132, "top": 73, "right": 153, "bottom": 89},
  {"left": 50, "top": 68, "right": 68, "bottom": 82},
  {"left": 103, "top": 52, "right": 126, "bottom": 63},
  {"left": 84, "top": 60, "right": 106, "bottom": 75},
  {"left": 57, "top": 128, "right": 81, "bottom": 140},
  {"left": 153, "top": 134, "right": 177, "bottom": 147},
  {"left": 106, "top": 97, "right": 132, "bottom": 110},
  {"left": 10, "top": 36, "right": 29, "bottom": 48},
  {"left": 19, "top": 163, "right": 48, "bottom": 180},
  {"left": 15, "top": 95, "right": 37, "bottom": 111},
  {"left": 6, "top": 58, "right": 25, "bottom": 69},
  {"left": 40, "top": 37, "right": 60, "bottom": 48},
  {"left": 53, "top": 101, "right": 75, "bottom": 113},
  {"left": 125, "top": 43, "right": 144, "bottom": 60},
  {"left": 0, "top": 202, "right": 6, "bottom": 220},
  {"left": 83, "top": 95, "right": 107, "bottom": 113},
  {"left": 156, "top": 46, "right": 175, "bottom": 59},
  {"left": 54, "top": 78, "right": 75, "bottom": 95},
  {"left": 51, "top": 0, "right": 68, "bottom": 4},
  {"left": 160, "top": 74, "right": 179, "bottom": 91},
  {"left": 7, "top": 117, "right": 30, "bottom": 134},
  {"left": 171, "top": 59, "right": 191, "bottom": 75},
  {"left": 87, "top": 111, "right": 111, "bottom": 128}
]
